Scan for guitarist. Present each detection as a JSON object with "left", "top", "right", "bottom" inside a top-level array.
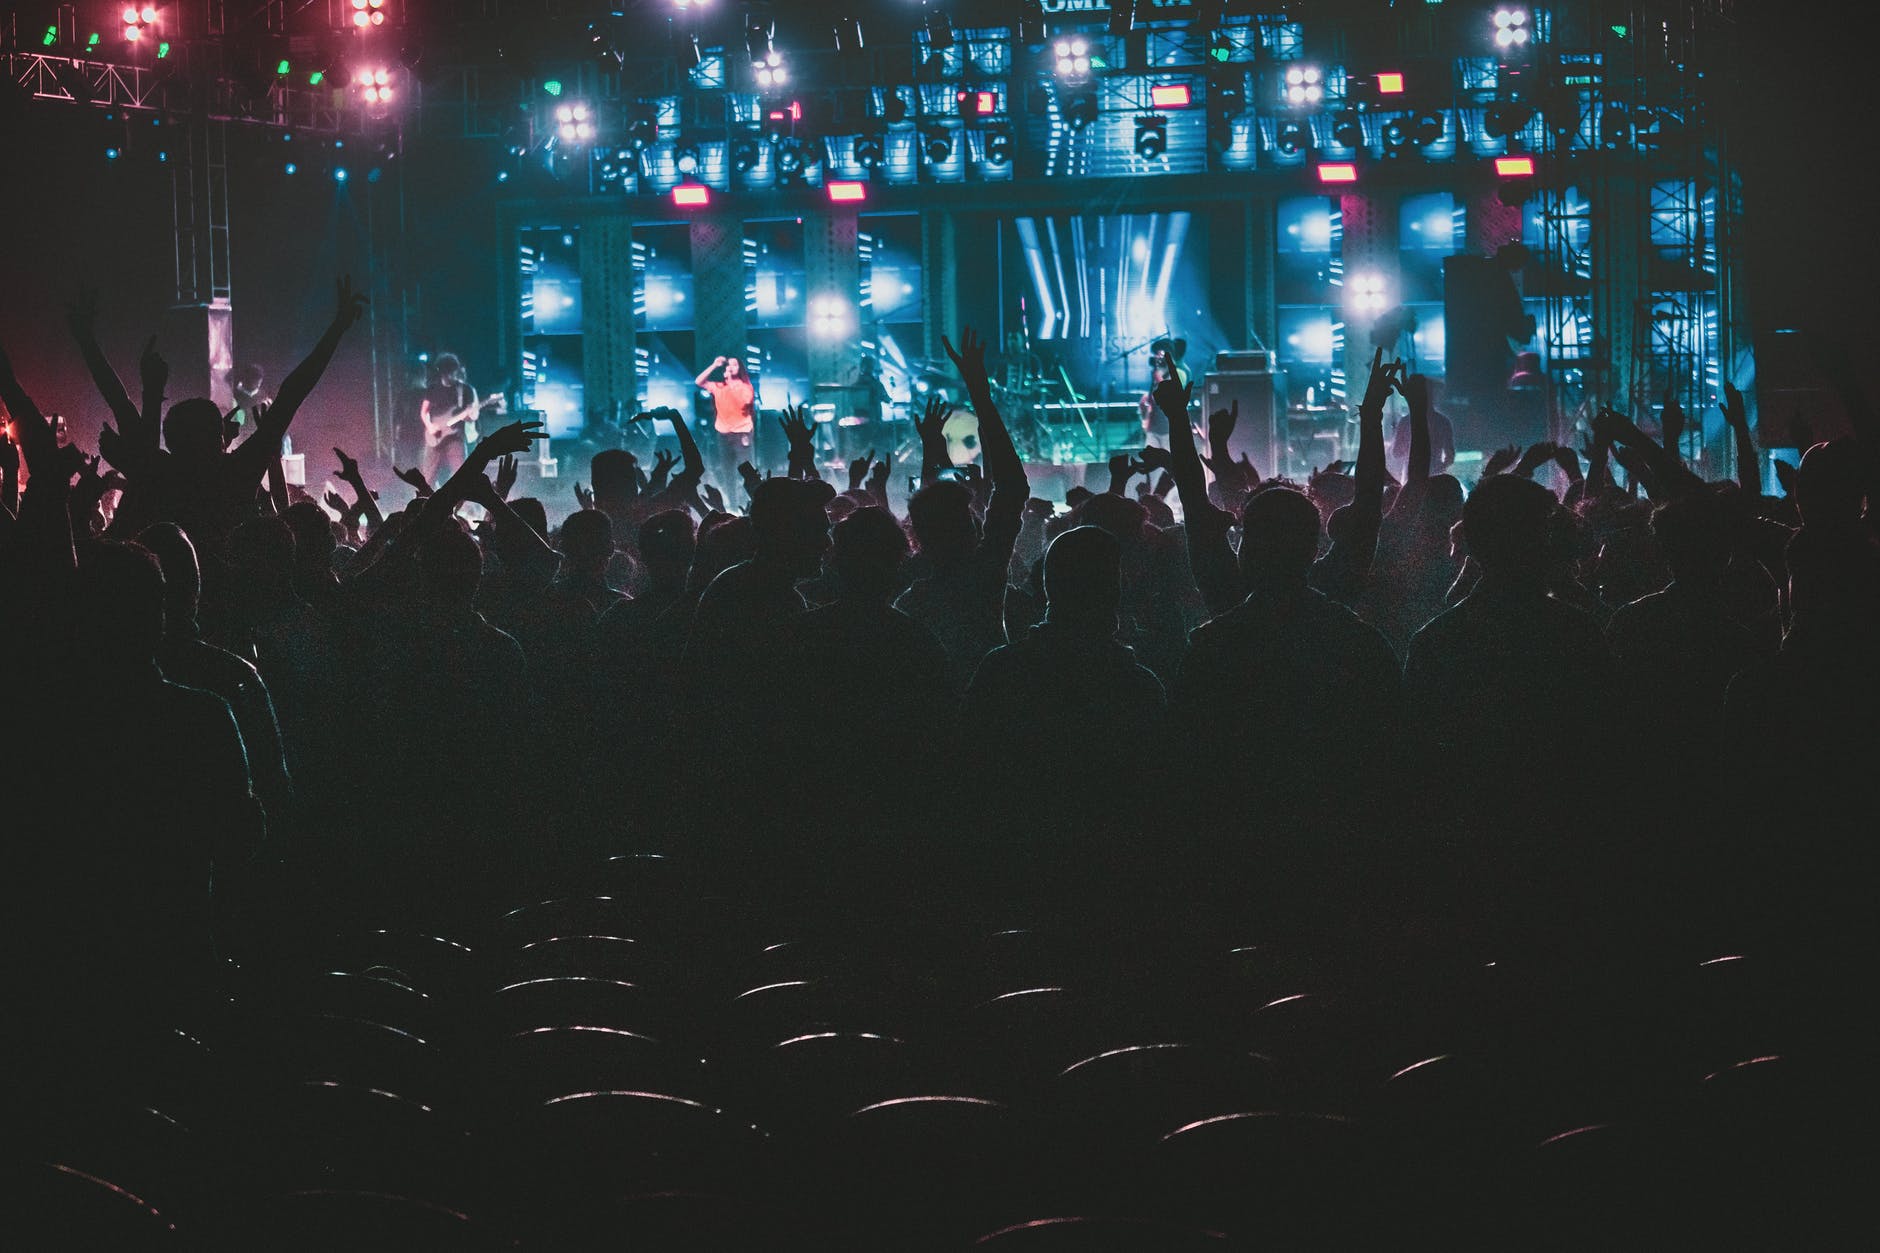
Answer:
[{"left": 418, "top": 353, "right": 480, "bottom": 481}]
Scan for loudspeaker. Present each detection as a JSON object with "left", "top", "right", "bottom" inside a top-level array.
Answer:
[{"left": 1201, "top": 370, "right": 1278, "bottom": 478}]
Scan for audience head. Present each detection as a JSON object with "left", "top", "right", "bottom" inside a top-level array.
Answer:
[
  {"left": 510, "top": 497, "right": 548, "bottom": 538},
  {"left": 1651, "top": 492, "right": 1731, "bottom": 586},
  {"left": 1042, "top": 525, "right": 1122, "bottom": 635},
  {"left": 638, "top": 510, "right": 698, "bottom": 586},
  {"left": 747, "top": 477, "right": 835, "bottom": 576},
  {"left": 1794, "top": 439, "right": 1867, "bottom": 530},
  {"left": 283, "top": 501, "right": 336, "bottom": 570},
  {"left": 590, "top": 449, "right": 640, "bottom": 507},
  {"left": 830, "top": 506, "right": 912, "bottom": 600},
  {"left": 1462, "top": 474, "right": 1557, "bottom": 581},
  {"left": 689, "top": 514, "right": 754, "bottom": 594},
  {"left": 1080, "top": 492, "right": 1147, "bottom": 548},
  {"left": 163, "top": 398, "right": 226, "bottom": 461},
  {"left": 418, "top": 526, "right": 482, "bottom": 609},
  {"left": 76, "top": 540, "right": 166, "bottom": 670},
  {"left": 228, "top": 515, "right": 296, "bottom": 594},
  {"left": 1238, "top": 486, "right": 1321, "bottom": 584},
  {"left": 558, "top": 509, "right": 615, "bottom": 575},
  {"left": 907, "top": 479, "right": 978, "bottom": 564}
]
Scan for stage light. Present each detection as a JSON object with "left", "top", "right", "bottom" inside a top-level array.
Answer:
[
  {"left": 984, "top": 123, "right": 1014, "bottom": 165},
  {"left": 556, "top": 102, "right": 594, "bottom": 144},
  {"left": 1411, "top": 111, "right": 1445, "bottom": 146},
  {"left": 1150, "top": 84, "right": 1192, "bottom": 109},
  {"left": 1493, "top": 8, "right": 1531, "bottom": 50},
  {"left": 106, "top": 146, "right": 121, "bottom": 160},
  {"left": 1053, "top": 38, "right": 1092, "bottom": 81},
  {"left": 827, "top": 180, "right": 866, "bottom": 204},
  {"left": 1275, "top": 120, "right": 1310, "bottom": 156},
  {"left": 356, "top": 67, "right": 395, "bottom": 106},
  {"left": 351, "top": 0, "right": 389, "bottom": 29},
  {"left": 543, "top": 80, "right": 562, "bottom": 97},
  {"left": 673, "top": 183, "right": 710, "bottom": 207},
  {"left": 334, "top": 166, "right": 349, "bottom": 182},
  {"left": 1283, "top": 65, "right": 1323, "bottom": 107},
  {"left": 276, "top": 59, "right": 291, "bottom": 76},
  {"left": 1484, "top": 101, "right": 1535, "bottom": 139},
  {"left": 1377, "top": 71, "right": 1405, "bottom": 95},
  {"left": 285, "top": 162, "right": 297, "bottom": 174},
  {"left": 957, "top": 89, "right": 999, "bottom": 120},
  {"left": 1316, "top": 161, "right": 1358, "bottom": 184},
  {"left": 122, "top": 5, "right": 157, "bottom": 43},
  {"left": 810, "top": 294, "right": 853, "bottom": 340},
  {"left": 921, "top": 126, "right": 954, "bottom": 163},
  {"left": 1347, "top": 271, "right": 1389, "bottom": 316},
  {"left": 1495, "top": 155, "right": 1535, "bottom": 176},
  {"left": 853, "top": 132, "right": 884, "bottom": 168},
  {"left": 1332, "top": 110, "right": 1364, "bottom": 149},
  {"left": 675, "top": 144, "right": 701, "bottom": 175},
  {"left": 307, "top": 69, "right": 323, "bottom": 84},
  {"left": 1134, "top": 115, "right": 1167, "bottom": 160}
]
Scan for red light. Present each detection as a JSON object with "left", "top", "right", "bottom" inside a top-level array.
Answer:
[
  {"left": 977, "top": 90, "right": 998, "bottom": 114},
  {"left": 1150, "top": 84, "right": 1193, "bottom": 108},
  {"left": 673, "top": 184, "right": 711, "bottom": 207},
  {"left": 1376, "top": 72, "right": 1405, "bottom": 95},
  {"left": 827, "top": 181, "right": 867, "bottom": 204},
  {"left": 1316, "top": 162, "right": 1359, "bottom": 184},
  {"left": 1495, "top": 155, "right": 1535, "bottom": 177}
]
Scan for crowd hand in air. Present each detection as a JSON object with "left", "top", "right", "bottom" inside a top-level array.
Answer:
[
  {"left": 1660, "top": 378, "right": 1687, "bottom": 455},
  {"left": 866, "top": 456, "right": 890, "bottom": 505},
  {"left": 736, "top": 460, "right": 763, "bottom": 495},
  {"left": 941, "top": 327, "right": 991, "bottom": 395},
  {"left": 700, "top": 482, "right": 727, "bottom": 514},
  {"left": 1512, "top": 441, "right": 1559, "bottom": 479},
  {"left": 573, "top": 481, "right": 595, "bottom": 511},
  {"left": 1107, "top": 452, "right": 1139, "bottom": 495},
  {"left": 323, "top": 489, "right": 353, "bottom": 516},
  {"left": 1481, "top": 445, "right": 1522, "bottom": 478},
  {"left": 1202, "top": 400, "right": 1240, "bottom": 477},
  {"left": 1359, "top": 347, "right": 1405, "bottom": 417},
  {"left": 779, "top": 403, "right": 817, "bottom": 477},
  {"left": 1721, "top": 380, "right": 1750, "bottom": 433},
  {"left": 1136, "top": 445, "right": 1174, "bottom": 477},
  {"left": 1152, "top": 373, "right": 1193, "bottom": 428},
  {"left": 493, "top": 453, "right": 519, "bottom": 501},
  {"left": 1551, "top": 444, "right": 1584, "bottom": 482},
  {"left": 647, "top": 448, "right": 677, "bottom": 493},
  {"left": 848, "top": 450, "right": 876, "bottom": 494},
  {"left": 332, "top": 274, "right": 370, "bottom": 330},
  {"left": 139, "top": 334, "right": 168, "bottom": 401},
  {"left": 915, "top": 395, "right": 951, "bottom": 448},
  {"left": 395, "top": 465, "right": 434, "bottom": 497}
]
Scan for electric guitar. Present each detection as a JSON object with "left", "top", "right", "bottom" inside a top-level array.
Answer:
[{"left": 421, "top": 392, "right": 505, "bottom": 451}]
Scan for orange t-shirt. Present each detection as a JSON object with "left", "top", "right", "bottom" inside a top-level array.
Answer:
[{"left": 704, "top": 378, "right": 755, "bottom": 434}]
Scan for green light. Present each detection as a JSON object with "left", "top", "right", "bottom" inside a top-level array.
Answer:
[
  {"left": 1611, "top": 24, "right": 1628, "bottom": 38},
  {"left": 87, "top": 32, "right": 100, "bottom": 47},
  {"left": 277, "top": 59, "right": 291, "bottom": 76},
  {"left": 43, "top": 25, "right": 57, "bottom": 47},
  {"left": 308, "top": 70, "right": 324, "bottom": 85},
  {"left": 158, "top": 41, "right": 170, "bottom": 58},
  {"left": 1208, "top": 47, "right": 1229, "bottom": 63},
  {"left": 543, "top": 79, "right": 563, "bottom": 97}
]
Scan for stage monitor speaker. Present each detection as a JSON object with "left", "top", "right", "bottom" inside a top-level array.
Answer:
[{"left": 1201, "top": 369, "right": 1278, "bottom": 477}]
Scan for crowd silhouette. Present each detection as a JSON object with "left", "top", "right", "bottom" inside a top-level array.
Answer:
[{"left": 3, "top": 284, "right": 1874, "bottom": 1249}]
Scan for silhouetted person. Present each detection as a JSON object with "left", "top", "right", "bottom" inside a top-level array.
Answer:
[
  {"left": 963, "top": 526, "right": 1165, "bottom": 889},
  {"left": 1176, "top": 487, "right": 1401, "bottom": 830}
]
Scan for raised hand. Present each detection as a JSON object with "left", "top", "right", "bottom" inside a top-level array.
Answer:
[
  {"left": 1359, "top": 347, "right": 1399, "bottom": 414},
  {"left": 848, "top": 449, "right": 875, "bottom": 492},
  {"left": 700, "top": 482, "right": 727, "bottom": 513},
  {"left": 866, "top": 455, "right": 889, "bottom": 495},
  {"left": 476, "top": 417, "right": 544, "bottom": 461},
  {"left": 394, "top": 465, "right": 433, "bottom": 496},
  {"left": 334, "top": 275, "right": 369, "bottom": 329},
  {"left": 916, "top": 395, "right": 951, "bottom": 446},
  {"left": 1512, "top": 441, "right": 1558, "bottom": 478},
  {"left": 573, "top": 481, "right": 595, "bottom": 511},
  {"left": 1661, "top": 380, "right": 1686, "bottom": 454},
  {"left": 139, "top": 335, "right": 168, "bottom": 393},
  {"left": 1481, "top": 444, "right": 1522, "bottom": 478},
  {"left": 1721, "top": 380, "right": 1748, "bottom": 431},
  {"left": 1207, "top": 399, "right": 1239, "bottom": 447},
  {"left": 1151, "top": 373, "right": 1192, "bottom": 424},
  {"left": 1551, "top": 444, "right": 1583, "bottom": 481},
  {"left": 1107, "top": 451, "right": 1138, "bottom": 494},
  {"left": 779, "top": 403, "right": 814, "bottom": 451},
  {"left": 1136, "top": 444, "right": 1174, "bottom": 475},
  {"left": 647, "top": 447, "right": 677, "bottom": 491},
  {"left": 737, "top": 460, "right": 763, "bottom": 496},
  {"left": 1772, "top": 457, "right": 1797, "bottom": 497},
  {"left": 941, "top": 327, "right": 990, "bottom": 392},
  {"left": 324, "top": 488, "right": 350, "bottom": 515},
  {"left": 333, "top": 446, "right": 363, "bottom": 484},
  {"left": 494, "top": 452, "right": 519, "bottom": 500}
]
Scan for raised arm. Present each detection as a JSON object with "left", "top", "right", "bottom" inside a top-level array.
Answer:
[
  {"left": 1722, "top": 381, "right": 1759, "bottom": 495},
  {"left": 137, "top": 336, "right": 168, "bottom": 454},
  {"left": 913, "top": 395, "right": 952, "bottom": 487},
  {"left": 695, "top": 356, "right": 725, "bottom": 388},
  {"left": 944, "top": 327, "right": 1027, "bottom": 510},
  {"left": 63, "top": 288, "right": 145, "bottom": 441},
  {"left": 231, "top": 277, "right": 368, "bottom": 484},
  {"left": 1155, "top": 374, "right": 1241, "bottom": 616},
  {"left": 0, "top": 336, "right": 78, "bottom": 577},
  {"left": 332, "top": 446, "right": 385, "bottom": 530}
]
